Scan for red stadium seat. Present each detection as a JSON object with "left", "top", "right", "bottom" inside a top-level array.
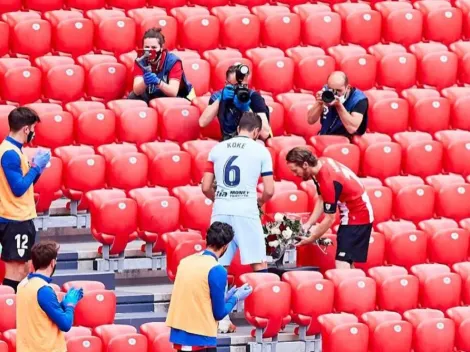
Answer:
[
  {"left": 75, "top": 109, "right": 116, "bottom": 148},
  {"left": 239, "top": 273, "right": 291, "bottom": 339},
  {"left": 146, "top": 150, "right": 191, "bottom": 188},
  {"left": 75, "top": 290, "right": 116, "bottom": 328},
  {"left": 419, "top": 218, "right": 470, "bottom": 265},
  {"left": 322, "top": 144, "right": 360, "bottom": 175},
  {"left": 181, "top": 58, "right": 211, "bottom": 96},
  {"left": 325, "top": 269, "right": 376, "bottom": 317},
  {"left": 246, "top": 47, "right": 294, "bottom": 95},
  {"left": 0, "top": 106, "right": 14, "bottom": 141},
  {"left": 130, "top": 192, "right": 180, "bottom": 252},
  {"left": 77, "top": 54, "right": 126, "bottom": 101},
  {"left": 293, "top": 5, "right": 341, "bottom": 50},
  {"left": 354, "top": 232, "right": 385, "bottom": 272},
  {"left": 414, "top": 1, "right": 462, "bottom": 45},
  {"left": 62, "top": 280, "right": 105, "bottom": 292},
  {"left": 252, "top": 6, "right": 301, "bottom": 50},
  {"left": 357, "top": 139, "right": 402, "bottom": 180},
  {"left": 365, "top": 90, "right": 409, "bottom": 135},
  {"left": 171, "top": 7, "right": 219, "bottom": 53},
  {"left": 55, "top": 146, "right": 106, "bottom": 211},
  {"left": 35, "top": 56, "right": 85, "bottom": 103},
  {"left": 266, "top": 134, "right": 306, "bottom": 154},
  {"left": 65, "top": 100, "right": 105, "bottom": 118},
  {"left": 368, "top": 266, "right": 419, "bottom": 314},
  {"left": 32, "top": 110, "right": 74, "bottom": 149},
  {"left": 375, "top": 2, "right": 423, "bottom": 46},
  {"left": 0, "top": 58, "right": 42, "bottom": 105},
  {"left": 227, "top": 250, "right": 253, "bottom": 287},
  {"left": 328, "top": 45, "right": 377, "bottom": 90},
  {"left": 107, "top": 99, "right": 147, "bottom": 117},
  {"left": 368, "top": 44, "right": 417, "bottom": 91},
  {"left": 97, "top": 144, "right": 148, "bottom": 191},
  {"left": 449, "top": 41, "right": 470, "bottom": 85},
  {"left": 0, "top": 294, "right": 15, "bottom": 333},
  {"left": 0, "top": 0, "right": 21, "bottom": 14},
  {"left": 401, "top": 88, "right": 451, "bottom": 134},
  {"left": 453, "top": 261, "right": 470, "bottom": 305},
  {"left": 385, "top": 176, "right": 435, "bottom": 223},
  {"left": 164, "top": 235, "right": 205, "bottom": 282},
  {"left": 364, "top": 186, "right": 392, "bottom": 225},
  {"left": 318, "top": 313, "right": 369, "bottom": 352},
  {"left": 86, "top": 10, "right": 136, "bottom": 54},
  {"left": 2, "top": 330, "right": 16, "bottom": 352},
  {"left": 377, "top": 220, "right": 427, "bottom": 269},
  {"left": 286, "top": 46, "right": 335, "bottom": 93},
  {"left": 263, "top": 190, "right": 309, "bottom": 217},
  {"left": 426, "top": 174, "right": 466, "bottom": 191},
  {"left": 361, "top": 311, "right": 413, "bottom": 352},
  {"left": 44, "top": 10, "right": 94, "bottom": 56},
  {"left": 107, "top": 0, "right": 146, "bottom": 10},
  {"left": 182, "top": 140, "right": 217, "bottom": 183},
  {"left": 86, "top": 189, "right": 138, "bottom": 255},
  {"left": 128, "top": 9, "right": 177, "bottom": 50},
  {"left": 65, "top": 0, "right": 105, "bottom": 11},
  {"left": 257, "top": 180, "right": 298, "bottom": 195},
  {"left": 434, "top": 130, "right": 470, "bottom": 176},
  {"left": 404, "top": 309, "right": 455, "bottom": 352},
  {"left": 162, "top": 231, "right": 203, "bottom": 281},
  {"left": 139, "top": 322, "right": 169, "bottom": 344},
  {"left": 393, "top": 132, "right": 443, "bottom": 178},
  {"left": 411, "top": 264, "right": 462, "bottom": 311},
  {"left": 155, "top": 104, "right": 200, "bottom": 145},
  {"left": 446, "top": 307, "right": 470, "bottom": 352},
  {"left": 211, "top": 6, "right": 260, "bottom": 51},
  {"left": 93, "top": 325, "right": 147, "bottom": 352},
  {"left": 282, "top": 101, "right": 320, "bottom": 138},
  {"left": 23, "top": 148, "right": 63, "bottom": 213},
  {"left": 0, "top": 341, "right": 7, "bottom": 352},
  {"left": 427, "top": 178, "right": 470, "bottom": 221},
  {"left": 2, "top": 12, "right": 51, "bottom": 58},
  {"left": 441, "top": 86, "right": 470, "bottom": 130},
  {"left": 359, "top": 177, "right": 382, "bottom": 188},
  {"left": 66, "top": 336, "right": 102, "bottom": 352},
  {"left": 173, "top": 186, "right": 213, "bottom": 233},
  {"left": 264, "top": 100, "right": 284, "bottom": 137},
  {"left": 115, "top": 108, "right": 158, "bottom": 145},
  {"left": 410, "top": 43, "right": 458, "bottom": 89},
  {"left": 147, "top": 0, "right": 185, "bottom": 11},
  {"left": 282, "top": 271, "right": 334, "bottom": 336},
  {"left": 0, "top": 286, "right": 14, "bottom": 295},
  {"left": 334, "top": 3, "right": 382, "bottom": 48}
]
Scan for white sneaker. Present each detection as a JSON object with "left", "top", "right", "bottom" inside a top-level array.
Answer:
[{"left": 218, "top": 315, "right": 236, "bottom": 334}]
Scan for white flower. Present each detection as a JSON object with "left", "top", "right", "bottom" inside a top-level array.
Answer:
[
  {"left": 268, "top": 240, "right": 280, "bottom": 248},
  {"left": 274, "top": 213, "right": 284, "bottom": 222},
  {"left": 271, "top": 226, "right": 281, "bottom": 235},
  {"left": 282, "top": 227, "right": 293, "bottom": 239}
]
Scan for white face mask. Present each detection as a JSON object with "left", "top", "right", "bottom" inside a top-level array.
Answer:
[{"left": 338, "top": 89, "right": 349, "bottom": 104}]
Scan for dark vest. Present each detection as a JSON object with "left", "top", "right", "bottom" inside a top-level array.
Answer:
[{"left": 319, "top": 88, "right": 367, "bottom": 137}]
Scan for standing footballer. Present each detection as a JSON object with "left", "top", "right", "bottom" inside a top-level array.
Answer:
[
  {"left": 201, "top": 111, "right": 274, "bottom": 332},
  {"left": 285, "top": 147, "right": 374, "bottom": 269}
]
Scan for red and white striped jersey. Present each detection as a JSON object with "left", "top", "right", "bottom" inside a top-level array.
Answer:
[{"left": 314, "top": 157, "right": 374, "bottom": 225}]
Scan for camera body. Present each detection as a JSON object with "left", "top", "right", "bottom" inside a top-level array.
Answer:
[
  {"left": 233, "top": 64, "right": 250, "bottom": 103},
  {"left": 321, "top": 88, "right": 338, "bottom": 104}
]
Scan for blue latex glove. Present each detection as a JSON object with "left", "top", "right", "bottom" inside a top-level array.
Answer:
[
  {"left": 234, "top": 95, "right": 251, "bottom": 112},
  {"left": 62, "top": 288, "right": 84, "bottom": 308},
  {"left": 143, "top": 72, "right": 161, "bottom": 87},
  {"left": 32, "top": 149, "right": 51, "bottom": 173},
  {"left": 233, "top": 283, "right": 253, "bottom": 302},
  {"left": 225, "top": 286, "right": 237, "bottom": 301},
  {"left": 221, "top": 86, "right": 235, "bottom": 101}
]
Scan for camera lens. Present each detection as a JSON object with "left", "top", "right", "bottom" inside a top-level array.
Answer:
[
  {"left": 236, "top": 88, "right": 250, "bottom": 103},
  {"left": 321, "top": 90, "right": 335, "bottom": 104}
]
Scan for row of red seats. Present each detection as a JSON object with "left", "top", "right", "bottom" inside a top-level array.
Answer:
[
  {"left": 1, "top": 2, "right": 469, "bottom": 58},
  {"left": 2, "top": 40, "right": 470, "bottom": 104}
]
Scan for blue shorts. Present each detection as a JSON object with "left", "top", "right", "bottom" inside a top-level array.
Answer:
[{"left": 211, "top": 215, "right": 266, "bottom": 266}]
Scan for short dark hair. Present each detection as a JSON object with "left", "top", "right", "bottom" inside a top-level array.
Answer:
[
  {"left": 226, "top": 65, "right": 237, "bottom": 80},
  {"left": 285, "top": 147, "right": 319, "bottom": 167},
  {"left": 142, "top": 27, "right": 165, "bottom": 46},
  {"left": 31, "top": 241, "right": 59, "bottom": 271},
  {"left": 206, "top": 222, "right": 234, "bottom": 250},
  {"left": 238, "top": 112, "right": 262, "bottom": 132},
  {"left": 8, "top": 107, "right": 40, "bottom": 132}
]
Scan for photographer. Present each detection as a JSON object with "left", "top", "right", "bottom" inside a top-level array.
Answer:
[
  {"left": 128, "top": 28, "right": 196, "bottom": 103},
  {"left": 199, "top": 65, "right": 271, "bottom": 141},
  {"left": 308, "top": 71, "right": 368, "bottom": 138}
]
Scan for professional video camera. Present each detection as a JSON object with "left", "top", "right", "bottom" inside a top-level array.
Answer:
[
  {"left": 234, "top": 64, "right": 250, "bottom": 103},
  {"left": 321, "top": 87, "right": 338, "bottom": 104}
]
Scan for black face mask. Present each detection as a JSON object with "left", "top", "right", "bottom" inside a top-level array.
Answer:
[
  {"left": 26, "top": 130, "right": 34, "bottom": 143},
  {"left": 51, "top": 264, "right": 57, "bottom": 278}
]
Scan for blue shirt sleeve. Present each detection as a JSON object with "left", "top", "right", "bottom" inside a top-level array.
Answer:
[
  {"left": 37, "top": 286, "right": 75, "bottom": 332},
  {"left": 208, "top": 265, "right": 237, "bottom": 321},
  {"left": 209, "top": 91, "right": 221, "bottom": 105},
  {"left": 1, "top": 150, "right": 40, "bottom": 197}
]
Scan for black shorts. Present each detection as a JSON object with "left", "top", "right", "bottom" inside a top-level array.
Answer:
[
  {"left": 0, "top": 220, "right": 36, "bottom": 262},
  {"left": 336, "top": 223, "right": 373, "bottom": 263}
]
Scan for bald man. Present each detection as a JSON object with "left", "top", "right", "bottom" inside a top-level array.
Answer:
[{"left": 307, "top": 71, "right": 368, "bottom": 138}]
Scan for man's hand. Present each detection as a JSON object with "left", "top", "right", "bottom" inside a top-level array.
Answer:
[
  {"left": 32, "top": 149, "right": 51, "bottom": 173},
  {"left": 302, "top": 222, "right": 312, "bottom": 234},
  {"left": 295, "top": 236, "right": 315, "bottom": 247},
  {"left": 234, "top": 95, "right": 251, "bottom": 112},
  {"left": 225, "top": 286, "right": 237, "bottom": 301},
  {"left": 221, "top": 86, "right": 235, "bottom": 101},
  {"left": 143, "top": 72, "right": 161, "bottom": 87},
  {"left": 330, "top": 96, "right": 343, "bottom": 107},
  {"left": 315, "top": 90, "right": 325, "bottom": 104}
]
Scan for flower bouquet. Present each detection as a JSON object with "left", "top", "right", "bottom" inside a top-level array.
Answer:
[{"left": 263, "top": 212, "right": 333, "bottom": 265}]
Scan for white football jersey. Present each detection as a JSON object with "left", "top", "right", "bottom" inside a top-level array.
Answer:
[{"left": 208, "top": 136, "right": 273, "bottom": 219}]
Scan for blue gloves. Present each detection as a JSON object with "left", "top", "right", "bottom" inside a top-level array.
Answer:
[
  {"left": 234, "top": 95, "right": 251, "bottom": 112},
  {"left": 233, "top": 283, "right": 253, "bottom": 302},
  {"left": 225, "top": 286, "right": 237, "bottom": 301},
  {"left": 143, "top": 72, "right": 161, "bottom": 87},
  {"left": 32, "top": 149, "right": 51, "bottom": 173},
  {"left": 62, "top": 287, "right": 84, "bottom": 308},
  {"left": 221, "top": 86, "right": 235, "bottom": 101}
]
